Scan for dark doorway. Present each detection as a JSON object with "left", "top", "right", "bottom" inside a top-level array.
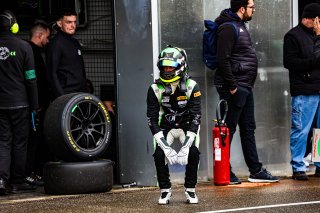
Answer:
[{"left": 0, "top": 0, "right": 118, "bottom": 183}]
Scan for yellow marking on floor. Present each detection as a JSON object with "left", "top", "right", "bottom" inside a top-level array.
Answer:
[{"left": 227, "top": 182, "right": 272, "bottom": 187}]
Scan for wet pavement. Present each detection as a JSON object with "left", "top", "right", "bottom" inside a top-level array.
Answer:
[{"left": 1, "top": 175, "right": 320, "bottom": 213}]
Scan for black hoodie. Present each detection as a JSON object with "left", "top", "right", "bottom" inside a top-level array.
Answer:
[{"left": 214, "top": 9, "right": 258, "bottom": 90}]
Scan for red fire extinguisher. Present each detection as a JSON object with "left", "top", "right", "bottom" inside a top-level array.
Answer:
[{"left": 212, "top": 99, "right": 230, "bottom": 186}]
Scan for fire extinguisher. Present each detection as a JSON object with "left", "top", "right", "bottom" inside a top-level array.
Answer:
[{"left": 212, "top": 99, "right": 230, "bottom": 186}]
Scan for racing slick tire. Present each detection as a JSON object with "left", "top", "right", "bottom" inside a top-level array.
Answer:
[
  {"left": 44, "top": 93, "right": 112, "bottom": 161},
  {"left": 44, "top": 160, "right": 114, "bottom": 195}
]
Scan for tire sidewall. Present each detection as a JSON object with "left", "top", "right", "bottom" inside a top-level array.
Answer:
[
  {"left": 44, "top": 160, "right": 114, "bottom": 195},
  {"left": 61, "top": 93, "right": 112, "bottom": 160}
]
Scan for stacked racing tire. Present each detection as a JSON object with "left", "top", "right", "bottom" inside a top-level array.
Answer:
[{"left": 43, "top": 93, "right": 113, "bottom": 195}]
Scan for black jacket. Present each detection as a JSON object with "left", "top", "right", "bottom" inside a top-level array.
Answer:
[
  {"left": 27, "top": 41, "right": 50, "bottom": 108},
  {"left": 283, "top": 23, "right": 320, "bottom": 96},
  {"left": 214, "top": 9, "right": 258, "bottom": 90},
  {"left": 147, "top": 79, "right": 201, "bottom": 135},
  {"left": 0, "top": 32, "right": 38, "bottom": 110},
  {"left": 46, "top": 30, "right": 87, "bottom": 99}
]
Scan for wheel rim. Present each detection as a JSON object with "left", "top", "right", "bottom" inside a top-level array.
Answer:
[{"left": 69, "top": 100, "right": 108, "bottom": 151}]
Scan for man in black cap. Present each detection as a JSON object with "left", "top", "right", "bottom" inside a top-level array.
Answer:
[
  {"left": 0, "top": 10, "right": 38, "bottom": 195},
  {"left": 283, "top": 3, "right": 320, "bottom": 181}
]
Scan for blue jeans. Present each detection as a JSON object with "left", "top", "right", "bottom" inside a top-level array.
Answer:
[{"left": 291, "top": 95, "right": 320, "bottom": 172}]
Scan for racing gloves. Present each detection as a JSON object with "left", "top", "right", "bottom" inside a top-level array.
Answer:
[
  {"left": 154, "top": 130, "right": 196, "bottom": 165},
  {"left": 154, "top": 131, "right": 178, "bottom": 165},
  {"left": 177, "top": 131, "right": 196, "bottom": 165}
]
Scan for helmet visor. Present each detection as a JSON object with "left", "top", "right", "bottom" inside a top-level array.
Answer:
[{"left": 159, "top": 59, "right": 179, "bottom": 68}]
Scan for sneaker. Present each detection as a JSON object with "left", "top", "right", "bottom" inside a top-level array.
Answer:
[
  {"left": 185, "top": 188, "right": 198, "bottom": 204},
  {"left": 292, "top": 171, "right": 309, "bottom": 180},
  {"left": 248, "top": 168, "right": 279, "bottom": 183},
  {"left": 315, "top": 167, "right": 320, "bottom": 177},
  {"left": 158, "top": 188, "right": 171, "bottom": 205},
  {"left": 0, "top": 178, "right": 11, "bottom": 195},
  {"left": 25, "top": 173, "right": 44, "bottom": 186},
  {"left": 230, "top": 171, "right": 241, "bottom": 185}
]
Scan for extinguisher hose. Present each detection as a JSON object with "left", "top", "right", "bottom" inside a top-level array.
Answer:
[{"left": 216, "top": 99, "right": 228, "bottom": 147}]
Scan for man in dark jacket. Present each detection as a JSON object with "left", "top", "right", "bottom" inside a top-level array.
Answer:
[
  {"left": 25, "top": 21, "right": 51, "bottom": 186},
  {"left": 283, "top": 3, "right": 320, "bottom": 181},
  {"left": 0, "top": 10, "right": 38, "bottom": 195},
  {"left": 46, "top": 9, "right": 87, "bottom": 100},
  {"left": 214, "top": 0, "right": 279, "bottom": 184}
]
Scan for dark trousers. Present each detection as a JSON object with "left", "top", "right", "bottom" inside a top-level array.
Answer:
[
  {"left": 216, "top": 85, "right": 262, "bottom": 174},
  {"left": 0, "top": 108, "right": 29, "bottom": 183},
  {"left": 153, "top": 145, "right": 200, "bottom": 189},
  {"left": 26, "top": 107, "right": 53, "bottom": 176}
]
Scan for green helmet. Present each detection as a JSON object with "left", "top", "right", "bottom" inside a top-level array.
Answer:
[{"left": 157, "top": 46, "right": 188, "bottom": 83}]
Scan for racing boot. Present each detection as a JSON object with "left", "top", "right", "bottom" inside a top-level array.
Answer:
[
  {"left": 185, "top": 188, "right": 198, "bottom": 204},
  {"left": 158, "top": 188, "right": 172, "bottom": 205}
]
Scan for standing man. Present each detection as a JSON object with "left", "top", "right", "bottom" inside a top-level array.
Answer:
[
  {"left": 46, "top": 9, "right": 87, "bottom": 100},
  {"left": 283, "top": 3, "right": 320, "bottom": 180},
  {"left": 214, "top": 0, "right": 279, "bottom": 184},
  {"left": 0, "top": 10, "right": 38, "bottom": 195},
  {"left": 25, "top": 21, "right": 51, "bottom": 186},
  {"left": 147, "top": 46, "right": 201, "bottom": 204}
]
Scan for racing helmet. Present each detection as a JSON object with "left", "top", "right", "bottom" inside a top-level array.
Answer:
[{"left": 157, "top": 46, "right": 188, "bottom": 83}]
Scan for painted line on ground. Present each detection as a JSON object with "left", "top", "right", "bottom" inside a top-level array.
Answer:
[
  {"left": 0, "top": 186, "right": 158, "bottom": 205},
  {"left": 198, "top": 200, "right": 320, "bottom": 213},
  {"left": 0, "top": 195, "right": 79, "bottom": 204}
]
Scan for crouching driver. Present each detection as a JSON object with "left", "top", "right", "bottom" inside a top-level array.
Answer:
[{"left": 147, "top": 46, "right": 201, "bottom": 204}]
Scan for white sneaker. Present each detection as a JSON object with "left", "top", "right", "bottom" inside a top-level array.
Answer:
[
  {"left": 185, "top": 188, "right": 198, "bottom": 204},
  {"left": 158, "top": 188, "right": 172, "bottom": 205}
]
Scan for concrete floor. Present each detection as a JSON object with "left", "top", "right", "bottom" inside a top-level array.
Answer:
[{"left": 1, "top": 176, "right": 320, "bottom": 213}]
